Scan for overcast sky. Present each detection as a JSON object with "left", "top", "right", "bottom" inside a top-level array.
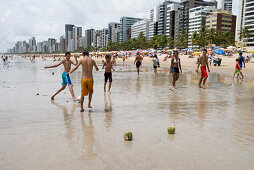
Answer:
[{"left": 0, "top": 0, "right": 237, "bottom": 52}]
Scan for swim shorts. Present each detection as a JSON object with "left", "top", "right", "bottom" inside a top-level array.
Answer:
[
  {"left": 104, "top": 72, "right": 112, "bottom": 83},
  {"left": 234, "top": 69, "right": 241, "bottom": 74},
  {"left": 200, "top": 66, "right": 208, "bottom": 78},
  {"left": 81, "top": 78, "right": 93, "bottom": 96},
  {"left": 136, "top": 61, "right": 141, "bottom": 68},
  {"left": 171, "top": 67, "right": 179, "bottom": 73},
  {"left": 62, "top": 72, "right": 72, "bottom": 85}
]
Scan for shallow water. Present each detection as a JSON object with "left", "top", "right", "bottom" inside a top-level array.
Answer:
[{"left": 1, "top": 57, "right": 254, "bottom": 170}]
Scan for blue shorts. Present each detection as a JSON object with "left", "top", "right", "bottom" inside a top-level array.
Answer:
[{"left": 62, "top": 72, "right": 72, "bottom": 86}]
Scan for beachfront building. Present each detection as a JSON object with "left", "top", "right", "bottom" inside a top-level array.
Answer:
[
  {"left": 108, "top": 22, "right": 120, "bottom": 43},
  {"left": 237, "top": 0, "right": 254, "bottom": 46},
  {"left": 131, "top": 19, "right": 150, "bottom": 39},
  {"left": 179, "top": 0, "right": 217, "bottom": 34},
  {"left": 59, "top": 36, "right": 66, "bottom": 52},
  {"left": 119, "top": 17, "right": 143, "bottom": 43},
  {"left": 165, "top": 2, "right": 181, "bottom": 41},
  {"left": 95, "top": 28, "right": 108, "bottom": 49},
  {"left": 221, "top": 0, "right": 232, "bottom": 12},
  {"left": 149, "top": 5, "right": 159, "bottom": 39},
  {"left": 65, "top": 24, "right": 74, "bottom": 51},
  {"left": 84, "top": 29, "right": 96, "bottom": 48},
  {"left": 206, "top": 10, "right": 236, "bottom": 34},
  {"left": 48, "top": 38, "right": 57, "bottom": 53},
  {"left": 188, "top": 6, "right": 215, "bottom": 48}
]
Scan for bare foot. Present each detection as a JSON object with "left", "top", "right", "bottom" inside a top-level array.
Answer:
[
  {"left": 88, "top": 105, "right": 92, "bottom": 108},
  {"left": 199, "top": 85, "right": 202, "bottom": 88},
  {"left": 51, "top": 96, "right": 54, "bottom": 100},
  {"left": 80, "top": 109, "right": 84, "bottom": 112},
  {"left": 202, "top": 85, "right": 206, "bottom": 89},
  {"left": 73, "top": 98, "right": 79, "bottom": 102}
]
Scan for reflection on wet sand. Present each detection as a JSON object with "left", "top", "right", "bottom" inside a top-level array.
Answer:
[
  {"left": 104, "top": 94, "right": 113, "bottom": 131},
  {"left": 198, "top": 90, "right": 206, "bottom": 127},
  {"left": 81, "top": 111, "right": 96, "bottom": 160}
]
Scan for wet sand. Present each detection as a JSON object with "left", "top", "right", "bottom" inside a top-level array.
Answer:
[{"left": 1, "top": 56, "right": 254, "bottom": 170}]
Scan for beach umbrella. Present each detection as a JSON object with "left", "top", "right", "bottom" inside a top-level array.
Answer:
[
  {"left": 207, "top": 51, "right": 213, "bottom": 54},
  {"left": 193, "top": 52, "right": 202, "bottom": 55},
  {"left": 213, "top": 49, "right": 225, "bottom": 55},
  {"left": 247, "top": 50, "right": 254, "bottom": 53}
]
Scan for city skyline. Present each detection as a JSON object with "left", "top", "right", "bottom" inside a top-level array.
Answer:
[{"left": 1, "top": 0, "right": 238, "bottom": 53}]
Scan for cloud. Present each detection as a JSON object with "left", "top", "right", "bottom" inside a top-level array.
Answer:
[{"left": 0, "top": 0, "right": 237, "bottom": 52}]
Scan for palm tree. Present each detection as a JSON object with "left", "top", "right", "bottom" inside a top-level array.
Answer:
[
  {"left": 191, "top": 31, "right": 198, "bottom": 48},
  {"left": 239, "top": 27, "right": 251, "bottom": 47},
  {"left": 207, "top": 28, "right": 216, "bottom": 48},
  {"left": 198, "top": 26, "right": 208, "bottom": 48}
]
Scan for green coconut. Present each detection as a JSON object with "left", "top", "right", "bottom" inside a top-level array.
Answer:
[
  {"left": 168, "top": 126, "right": 175, "bottom": 134},
  {"left": 124, "top": 131, "right": 133, "bottom": 141}
]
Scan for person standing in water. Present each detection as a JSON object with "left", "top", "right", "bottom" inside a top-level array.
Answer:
[
  {"left": 197, "top": 49, "right": 210, "bottom": 89},
  {"left": 152, "top": 55, "right": 160, "bottom": 75},
  {"left": 103, "top": 55, "right": 115, "bottom": 93},
  {"left": 68, "top": 51, "right": 99, "bottom": 112},
  {"left": 238, "top": 52, "right": 245, "bottom": 78},
  {"left": 170, "top": 51, "right": 182, "bottom": 89},
  {"left": 44, "top": 52, "right": 79, "bottom": 101},
  {"left": 134, "top": 52, "right": 143, "bottom": 75}
]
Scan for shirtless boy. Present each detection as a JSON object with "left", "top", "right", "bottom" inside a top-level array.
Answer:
[
  {"left": 197, "top": 49, "right": 210, "bottom": 88},
  {"left": 68, "top": 51, "right": 99, "bottom": 112},
  {"left": 44, "top": 52, "right": 78, "bottom": 101},
  {"left": 134, "top": 53, "right": 143, "bottom": 75},
  {"left": 103, "top": 55, "right": 115, "bottom": 93}
]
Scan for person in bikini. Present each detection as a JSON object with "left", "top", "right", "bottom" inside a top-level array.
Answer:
[
  {"left": 170, "top": 51, "right": 182, "bottom": 89},
  {"left": 68, "top": 51, "right": 99, "bottom": 112},
  {"left": 197, "top": 49, "right": 210, "bottom": 89},
  {"left": 134, "top": 52, "right": 143, "bottom": 75},
  {"left": 44, "top": 52, "right": 79, "bottom": 101},
  {"left": 103, "top": 55, "right": 115, "bottom": 93}
]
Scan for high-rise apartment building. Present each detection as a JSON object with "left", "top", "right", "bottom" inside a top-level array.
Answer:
[
  {"left": 221, "top": 0, "right": 232, "bottom": 12},
  {"left": 165, "top": 2, "right": 181, "bottom": 40},
  {"left": 189, "top": 6, "right": 215, "bottom": 47},
  {"left": 119, "top": 17, "right": 143, "bottom": 42},
  {"left": 237, "top": 0, "right": 254, "bottom": 46},
  {"left": 108, "top": 22, "right": 120, "bottom": 43},
  {"left": 206, "top": 10, "right": 236, "bottom": 34},
  {"left": 131, "top": 19, "right": 150, "bottom": 39},
  {"left": 85, "top": 29, "right": 96, "bottom": 48},
  {"left": 65, "top": 24, "right": 74, "bottom": 50}
]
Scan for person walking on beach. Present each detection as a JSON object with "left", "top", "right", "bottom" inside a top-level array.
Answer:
[
  {"left": 103, "top": 55, "right": 115, "bottom": 93},
  {"left": 170, "top": 51, "right": 182, "bottom": 89},
  {"left": 238, "top": 52, "right": 245, "bottom": 78},
  {"left": 44, "top": 52, "right": 79, "bottom": 101},
  {"left": 197, "top": 49, "right": 210, "bottom": 89},
  {"left": 134, "top": 53, "right": 143, "bottom": 75},
  {"left": 233, "top": 59, "right": 243, "bottom": 79},
  {"left": 68, "top": 51, "right": 99, "bottom": 112},
  {"left": 152, "top": 55, "right": 160, "bottom": 75}
]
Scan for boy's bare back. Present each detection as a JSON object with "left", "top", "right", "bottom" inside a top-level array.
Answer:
[{"left": 80, "top": 57, "right": 97, "bottom": 79}]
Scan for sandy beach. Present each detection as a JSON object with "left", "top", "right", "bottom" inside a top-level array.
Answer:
[{"left": 1, "top": 55, "right": 254, "bottom": 170}]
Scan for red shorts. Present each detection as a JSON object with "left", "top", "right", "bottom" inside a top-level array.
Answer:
[{"left": 201, "top": 66, "right": 208, "bottom": 78}]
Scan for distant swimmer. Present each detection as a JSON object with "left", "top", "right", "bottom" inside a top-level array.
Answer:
[
  {"left": 103, "top": 55, "right": 115, "bottom": 93},
  {"left": 44, "top": 52, "right": 79, "bottom": 101},
  {"left": 134, "top": 52, "right": 143, "bottom": 75},
  {"left": 170, "top": 51, "right": 182, "bottom": 89},
  {"left": 197, "top": 49, "right": 210, "bottom": 89},
  {"left": 68, "top": 51, "right": 99, "bottom": 112}
]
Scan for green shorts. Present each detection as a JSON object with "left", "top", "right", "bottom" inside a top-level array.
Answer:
[{"left": 234, "top": 69, "right": 241, "bottom": 74}]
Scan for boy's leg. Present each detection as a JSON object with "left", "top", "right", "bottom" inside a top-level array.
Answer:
[
  {"left": 199, "top": 77, "right": 203, "bottom": 88},
  {"left": 104, "top": 82, "right": 106, "bottom": 92},
  {"left": 108, "top": 82, "right": 112, "bottom": 92},
  {"left": 202, "top": 76, "right": 208, "bottom": 88},
  {"left": 68, "top": 85, "right": 78, "bottom": 101},
  {"left": 88, "top": 92, "right": 93, "bottom": 108},
  {"left": 51, "top": 85, "right": 66, "bottom": 100},
  {"left": 80, "top": 96, "right": 84, "bottom": 112}
]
